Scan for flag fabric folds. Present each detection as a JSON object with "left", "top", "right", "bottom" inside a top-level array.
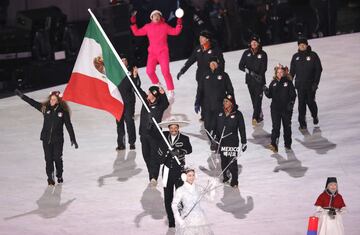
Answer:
[{"left": 63, "top": 17, "right": 126, "bottom": 120}]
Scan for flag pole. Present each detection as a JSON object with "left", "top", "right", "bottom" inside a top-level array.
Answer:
[{"left": 87, "top": 9, "right": 177, "bottom": 160}]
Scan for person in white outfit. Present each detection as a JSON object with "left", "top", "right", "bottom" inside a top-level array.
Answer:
[
  {"left": 314, "top": 177, "right": 346, "bottom": 235},
  {"left": 171, "top": 167, "right": 216, "bottom": 235}
]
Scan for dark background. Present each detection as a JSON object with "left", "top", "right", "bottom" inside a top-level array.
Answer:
[{"left": 0, "top": 0, "right": 359, "bottom": 97}]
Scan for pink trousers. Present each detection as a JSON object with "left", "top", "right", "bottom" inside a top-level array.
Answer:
[{"left": 146, "top": 49, "right": 174, "bottom": 91}]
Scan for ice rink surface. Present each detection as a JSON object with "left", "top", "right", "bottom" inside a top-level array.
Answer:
[{"left": 1, "top": 33, "right": 360, "bottom": 235}]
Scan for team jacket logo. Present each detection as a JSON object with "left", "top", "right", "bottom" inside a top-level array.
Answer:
[
  {"left": 221, "top": 146, "right": 239, "bottom": 157},
  {"left": 257, "top": 54, "right": 262, "bottom": 59},
  {"left": 219, "top": 113, "right": 223, "bottom": 116},
  {"left": 296, "top": 56, "right": 300, "bottom": 61},
  {"left": 58, "top": 112, "right": 63, "bottom": 117},
  {"left": 197, "top": 49, "right": 201, "bottom": 52},
  {"left": 206, "top": 75, "right": 210, "bottom": 79},
  {"left": 247, "top": 53, "right": 251, "bottom": 57},
  {"left": 230, "top": 115, "right": 235, "bottom": 118},
  {"left": 46, "top": 110, "right": 51, "bottom": 114},
  {"left": 306, "top": 56, "right": 311, "bottom": 61},
  {"left": 208, "top": 50, "right": 212, "bottom": 54},
  {"left": 284, "top": 82, "right": 288, "bottom": 87},
  {"left": 273, "top": 83, "right": 277, "bottom": 87},
  {"left": 217, "top": 75, "right": 222, "bottom": 80}
]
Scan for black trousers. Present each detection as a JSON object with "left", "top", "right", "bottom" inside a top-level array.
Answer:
[
  {"left": 220, "top": 151, "right": 239, "bottom": 185},
  {"left": 247, "top": 82, "right": 264, "bottom": 121},
  {"left": 140, "top": 134, "right": 160, "bottom": 181},
  {"left": 203, "top": 107, "right": 219, "bottom": 139},
  {"left": 164, "top": 169, "right": 183, "bottom": 227},
  {"left": 297, "top": 88, "right": 318, "bottom": 126},
  {"left": 271, "top": 108, "right": 292, "bottom": 147},
  {"left": 116, "top": 103, "right": 136, "bottom": 146},
  {"left": 42, "top": 141, "right": 64, "bottom": 180}
]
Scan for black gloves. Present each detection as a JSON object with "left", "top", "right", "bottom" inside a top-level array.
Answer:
[
  {"left": 194, "top": 104, "right": 201, "bottom": 114},
  {"left": 14, "top": 89, "right": 24, "bottom": 98},
  {"left": 328, "top": 208, "right": 336, "bottom": 218},
  {"left": 263, "top": 85, "right": 270, "bottom": 97},
  {"left": 71, "top": 140, "right": 79, "bottom": 149},
  {"left": 241, "top": 144, "right": 247, "bottom": 152},
  {"left": 177, "top": 68, "right": 185, "bottom": 80},
  {"left": 210, "top": 141, "right": 218, "bottom": 152}
]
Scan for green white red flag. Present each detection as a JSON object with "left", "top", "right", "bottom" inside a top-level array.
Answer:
[{"left": 63, "top": 16, "right": 126, "bottom": 120}]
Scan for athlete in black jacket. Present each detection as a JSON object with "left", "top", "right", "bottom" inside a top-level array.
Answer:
[
  {"left": 264, "top": 65, "right": 296, "bottom": 152},
  {"left": 239, "top": 35, "right": 268, "bottom": 126},
  {"left": 290, "top": 37, "right": 322, "bottom": 129},
  {"left": 177, "top": 30, "right": 225, "bottom": 120},
  {"left": 195, "top": 57, "right": 234, "bottom": 137},
  {"left": 212, "top": 93, "right": 246, "bottom": 187},
  {"left": 138, "top": 86, "right": 169, "bottom": 185},
  {"left": 157, "top": 121, "right": 192, "bottom": 228},
  {"left": 116, "top": 54, "right": 141, "bottom": 150},
  {"left": 15, "top": 89, "right": 78, "bottom": 186}
]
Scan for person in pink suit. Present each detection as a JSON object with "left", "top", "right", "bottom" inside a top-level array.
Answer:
[{"left": 130, "top": 10, "right": 183, "bottom": 96}]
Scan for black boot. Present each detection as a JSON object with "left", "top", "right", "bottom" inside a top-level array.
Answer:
[
  {"left": 48, "top": 178, "right": 55, "bottom": 186},
  {"left": 57, "top": 177, "right": 63, "bottom": 184}
]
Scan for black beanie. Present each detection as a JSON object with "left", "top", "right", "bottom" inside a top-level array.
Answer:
[
  {"left": 149, "top": 86, "right": 160, "bottom": 98},
  {"left": 224, "top": 93, "right": 236, "bottom": 106},
  {"left": 199, "top": 30, "right": 212, "bottom": 39},
  {"left": 325, "top": 177, "right": 337, "bottom": 188},
  {"left": 250, "top": 34, "right": 261, "bottom": 44},
  {"left": 297, "top": 37, "right": 308, "bottom": 45}
]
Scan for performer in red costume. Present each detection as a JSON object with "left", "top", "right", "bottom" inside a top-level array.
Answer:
[{"left": 130, "top": 10, "right": 183, "bottom": 97}]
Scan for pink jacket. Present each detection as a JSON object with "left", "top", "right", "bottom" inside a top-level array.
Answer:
[{"left": 131, "top": 20, "right": 182, "bottom": 54}]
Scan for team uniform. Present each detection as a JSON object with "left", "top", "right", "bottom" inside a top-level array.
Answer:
[
  {"left": 239, "top": 45, "right": 268, "bottom": 124},
  {"left": 264, "top": 75, "right": 296, "bottom": 151},
  {"left": 138, "top": 87, "right": 169, "bottom": 182},
  {"left": 290, "top": 44, "right": 322, "bottom": 128},
  {"left": 116, "top": 65, "right": 141, "bottom": 149}
]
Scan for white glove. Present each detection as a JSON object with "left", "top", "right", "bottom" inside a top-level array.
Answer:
[
  {"left": 245, "top": 68, "right": 250, "bottom": 74},
  {"left": 209, "top": 177, "right": 218, "bottom": 189}
]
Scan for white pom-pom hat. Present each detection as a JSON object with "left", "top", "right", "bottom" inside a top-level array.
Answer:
[{"left": 150, "top": 10, "right": 162, "bottom": 20}]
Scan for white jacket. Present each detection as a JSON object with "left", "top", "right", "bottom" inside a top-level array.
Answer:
[{"left": 171, "top": 181, "right": 215, "bottom": 235}]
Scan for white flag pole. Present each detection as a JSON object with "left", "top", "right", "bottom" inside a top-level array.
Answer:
[{"left": 87, "top": 9, "right": 178, "bottom": 162}]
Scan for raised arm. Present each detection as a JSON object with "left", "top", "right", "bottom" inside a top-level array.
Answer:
[
  {"left": 15, "top": 89, "right": 43, "bottom": 112},
  {"left": 166, "top": 18, "right": 183, "bottom": 36}
]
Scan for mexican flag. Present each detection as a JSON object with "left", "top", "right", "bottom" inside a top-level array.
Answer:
[{"left": 63, "top": 16, "right": 126, "bottom": 120}]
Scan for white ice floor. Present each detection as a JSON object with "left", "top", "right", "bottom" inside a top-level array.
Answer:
[{"left": 1, "top": 33, "right": 360, "bottom": 235}]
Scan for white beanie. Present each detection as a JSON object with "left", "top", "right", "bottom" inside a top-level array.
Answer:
[{"left": 150, "top": 10, "right": 162, "bottom": 20}]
